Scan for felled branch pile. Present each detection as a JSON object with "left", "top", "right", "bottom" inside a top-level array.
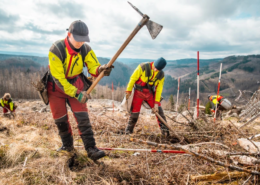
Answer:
[{"left": 239, "top": 89, "right": 260, "bottom": 128}]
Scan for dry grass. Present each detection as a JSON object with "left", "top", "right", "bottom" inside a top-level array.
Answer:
[{"left": 0, "top": 100, "right": 259, "bottom": 184}]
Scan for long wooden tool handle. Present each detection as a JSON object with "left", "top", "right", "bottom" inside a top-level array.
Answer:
[
  {"left": 155, "top": 112, "right": 173, "bottom": 132},
  {"left": 86, "top": 16, "right": 149, "bottom": 94},
  {"left": 155, "top": 112, "right": 183, "bottom": 141}
]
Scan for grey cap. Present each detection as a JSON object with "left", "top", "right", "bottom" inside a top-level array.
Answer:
[{"left": 67, "top": 20, "right": 90, "bottom": 42}]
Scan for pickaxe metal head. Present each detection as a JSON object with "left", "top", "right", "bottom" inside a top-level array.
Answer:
[
  {"left": 85, "top": 2, "right": 164, "bottom": 95},
  {"left": 128, "top": 1, "right": 163, "bottom": 39}
]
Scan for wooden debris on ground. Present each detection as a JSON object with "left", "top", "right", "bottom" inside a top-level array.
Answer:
[{"left": 191, "top": 171, "right": 247, "bottom": 182}]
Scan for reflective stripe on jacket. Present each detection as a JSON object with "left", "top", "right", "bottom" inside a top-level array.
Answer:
[
  {"left": 209, "top": 95, "right": 223, "bottom": 106},
  {"left": 0, "top": 98, "right": 14, "bottom": 111},
  {"left": 48, "top": 37, "right": 100, "bottom": 97},
  {"left": 126, "top": 62, "right": 165, "bottom": 103}
]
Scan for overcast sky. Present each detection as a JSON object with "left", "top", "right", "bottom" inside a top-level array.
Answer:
[{"left": 0, "top": 0, "right": 260, "bottom": 60}]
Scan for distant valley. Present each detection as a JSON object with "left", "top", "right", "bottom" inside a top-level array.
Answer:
[{"left": 1, "top": 53, "right": 260, "bottom": 104}]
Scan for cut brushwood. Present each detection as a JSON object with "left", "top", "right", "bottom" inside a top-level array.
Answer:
[
  {"left": 237, "top": 138, "right": 260, "bottom": 154},
  {"left": 130, "top": 138, "right": 260, "bottom": 175},
  {"left": 191, "top": 171, "right": 247, "bottom": 182}
]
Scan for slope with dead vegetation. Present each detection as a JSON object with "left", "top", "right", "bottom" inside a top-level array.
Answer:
[{"left": 0, "top": 99, "right": 260, "bottom": 184}]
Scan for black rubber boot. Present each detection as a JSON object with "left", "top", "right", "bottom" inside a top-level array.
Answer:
[
  {"left": 57, "top": 135, "right": 74, "bottom": 152},
  {"left": 75, "top": 112, "right": 96, "bottom": 150},
  {"left": 55, "top": 115, "right": 74, "bottom": 152},
  {"left": 159, "top": 122, "right": 170, "bottom": 137},
  {"left": 125, "top": 112, "right": 140, "bottom": 134},
  {"left": 73, "top": 112, "right": 103, "bottom": 161},
  {"left": 157, "top": 107, "right": 170, "bottom": 137},
  {"left": 86, "top": 146, "right": 106, "bottom": 161}
]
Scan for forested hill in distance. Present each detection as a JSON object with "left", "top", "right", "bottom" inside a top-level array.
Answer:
[
  {"left": 116, "top": 58, "right": 223, "bottom": 77},
  {"left": 1, "top": 53, "right": 260, "bottom": 101},
  {"left": 0, "top": 54, "right": 134, "bottom": 87}
]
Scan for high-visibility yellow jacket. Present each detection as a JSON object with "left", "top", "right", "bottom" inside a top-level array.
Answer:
[
  {"left": 209, "top": 95, "right": 223, "bottom": 105},
  {"left": 126, "top": 62, "right": 165, "bottom": 103},
  {"left": 49, "top": 37, "right": 101, "bottom": 97},
  {"left": 0, "top": 98, "right": 14, "bottom": 111},
  {"left": 209, "top": 95, "right": 223, "bottom": 109}
]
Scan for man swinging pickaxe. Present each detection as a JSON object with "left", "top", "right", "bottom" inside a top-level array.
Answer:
[{"left": 84, "top": 2, "right": 163, "bottom": 95}]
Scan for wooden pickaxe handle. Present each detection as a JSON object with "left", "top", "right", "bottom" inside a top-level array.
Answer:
[
  {"left": 86, "top": 15, "right": 149, "bottom": 95},
  {"left": 155, "top": 111, "right": 183, "bottom": 141}
]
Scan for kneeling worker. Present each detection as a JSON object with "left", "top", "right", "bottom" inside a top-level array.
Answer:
[
  {"left": 208, "top": 94, "right": 224, "bottom": 119},
  {"left": 0, "top": 93, "right": 17, "bottom": 117},
  {"left": 125, "top": 57, "right": 170, "bottom": 136}
]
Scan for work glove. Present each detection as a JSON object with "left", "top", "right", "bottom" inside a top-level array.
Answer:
[
  {"left": 76, "top": 91, "right": 91, "bottom": 104},
  {"left": 152, "top": 104, "right": 159, "bottom": 114},
  {"left": 125, "top": 91, "right": 131, "bottom": 100},
  {"left": 98, "top": 64, "right": 114, "bottom": 76}
]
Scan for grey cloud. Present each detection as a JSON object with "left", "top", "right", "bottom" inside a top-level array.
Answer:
[
  {"left": 101, "top": 11, "right": 137, "bottom": 34},
  {"left": 0, "top": 8, "right": 20, "bottom": 25},
  {"left": 0, "top": 38, "right": 52, "bottom": 48},
  {"left": 1, "top": 0, "right": 260, "bottom": 59},
  {"left": 0, "top": 8, "right": 20, "bottom": 32},
  {"left": 196, "top": 0, "right": 240, "bottom": 19},
  {"left": 25, "top": 22, "right": 65, "bottom": 35},
  {"left": 1, "top": 22, "right": 65, "bottom": 35},
  {"left": 36, "top": 1, "right": 86, "bottom": 19}
]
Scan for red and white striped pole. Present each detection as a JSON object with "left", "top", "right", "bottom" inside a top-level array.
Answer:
[
  {"left": 99, "top": 147, "right": 186, "bottom": 154},
  {"left": 188, "top": 87, "right": 191, "bottom": 110},
  {"left": 112, "top": 82, "right": 114, "bottom": 113},
  {"left": 197, "top": 51, "right": 200, "bottom": 118},
  {"left": 176, "top": 77, "right": 180, "bottom": 111},
  {"left": 75, "top": 145, "right": 186, "bottom": 154},
  {"left": 214, "top": 63, "right": 223, "bottom": 122}
]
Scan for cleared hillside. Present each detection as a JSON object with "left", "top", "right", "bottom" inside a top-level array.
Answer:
[{"left": 0, "top": 99, "right": 259, "bottom": 184}]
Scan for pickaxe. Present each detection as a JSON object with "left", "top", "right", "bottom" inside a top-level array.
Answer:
[
  {"left": 85, "top": 1, "right": 163, "bottom": 95},
  {"left": 142, "top": 101, "right": 184, "bottom": 142}
]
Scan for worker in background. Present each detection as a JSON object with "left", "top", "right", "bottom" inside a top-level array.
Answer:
[
  {"left": 125, "top": 57, "right": 170, "bottom": 137},
  {"left": 208, "top": 94, "right": 224, "bottom": 120},
  {"left": 0, "top": 93, "right": 17, "bottom": 118}
]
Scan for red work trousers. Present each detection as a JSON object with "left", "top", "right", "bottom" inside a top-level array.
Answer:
[
  {"left": 47, "top": 76, "right": 96, "bottom": 148},
  {"left": 131, "top": 89, "right": 162, "bottom": 126},
  {"left": 3, "top": 104, "right": 15, "bottom": 114},
  {"left": 131, "top": 89, "right": 161, "bottom": 113}
]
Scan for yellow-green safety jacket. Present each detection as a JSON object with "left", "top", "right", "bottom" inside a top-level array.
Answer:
[
  {"left": 48, "top": 37, "right": 101, "bottom": 97},
  {"left": 209, "top": 95, "right": 223, "bottom": 109},
  {"left": 0, "top": 98, "right": 14, "bottom": 111},
  {"left": 126, "top": 62, "right": 165, "bottom": 103}
]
